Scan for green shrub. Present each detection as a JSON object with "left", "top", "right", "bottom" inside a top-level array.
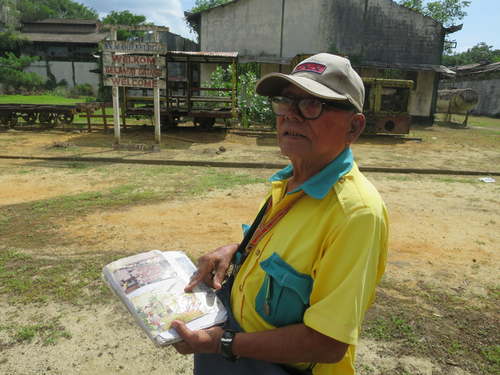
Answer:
[
  {"left": 204, "top": 65, "right": 275, "bottom": 127},
  {"left": 69, "top": 83, "right": 94, "bottom": 97},
  {"left": 0, "top": 52, "right": 45, "bottom": 93}
]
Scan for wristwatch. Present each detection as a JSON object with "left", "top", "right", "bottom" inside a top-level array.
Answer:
[{"left": 220, "top": 329, "right": 238, "bottom": 361}]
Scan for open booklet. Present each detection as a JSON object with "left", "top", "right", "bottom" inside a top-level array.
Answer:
[{"left": 102, "top": 250, "right": 227, "bottom": 346}]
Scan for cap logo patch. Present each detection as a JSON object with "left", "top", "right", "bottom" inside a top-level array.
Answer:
[{"left": 293, "top": 62, "right": 327, "bottom": 75}]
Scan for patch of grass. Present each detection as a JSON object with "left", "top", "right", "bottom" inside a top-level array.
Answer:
[
  {"left": 363, "top": 281, "right": 500, "bottom": 375},
  {"left": 481, "top": 345, "right": 500, "bottom": 373},
  {"left": 17, "top": 169, "right": 33, "bottom": 174},
  {"left": 382, "top": 174, "right": 413, "bottom": 182},
  {"left": 0, "top": 166, "right": 267, "bottom": 249},
  {"left": 0, "top": 95, "right": 89, "bottom": 105},
  {"left": 364, "top": 314, "right": 418, "bottom": 344},
  {"left": 190, "top": 168, "right": 266, "bottom": 195},
  {"left": 28, "top": 185, "right": 161, "bottom": 215},
  {"left": 3, "top": 316, "right": 72, "bottom": 345},
  {"left": 432, "top": 176, "right": 480, "bottom": 184},
  {"left": 63, "top": 162, "right": 90, "bottom": 170},
  {"left": 140, "top": 165, "right": 179, "bottom": 177},
  {"left": 0, "top": 249, "right": 122, "bottom": 305}
]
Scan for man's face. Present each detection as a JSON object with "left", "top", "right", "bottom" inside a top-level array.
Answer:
[{"left": 276, "top": 84, "right": 364, "bottom": 165}]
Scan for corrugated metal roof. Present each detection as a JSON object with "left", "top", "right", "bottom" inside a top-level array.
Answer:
[
  {"left": 23, "top": 18, "right": 99, "bottom": 25},
  {"left": 359, "top": 60, "right": 455, "bottom": 75},
  {"left": 454, "top": 62, "right": 500, "bottom": 75},
  {"left": 22, "top": 32, "right": 108, "bottom": 44},
  {"left": 168, "top": 51, "right": 238, "bottom": 58},
  {"left": 166, "top": 51, "right": 238, "bottom": 63}
]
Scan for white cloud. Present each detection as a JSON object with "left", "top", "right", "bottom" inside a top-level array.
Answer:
[{"left": 79, "top": 0, "right": 196, "bottom": 40}]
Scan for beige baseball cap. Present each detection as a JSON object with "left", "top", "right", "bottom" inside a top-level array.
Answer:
[{"left": 255, "top": 53, "right": 365, "bottom": 112}]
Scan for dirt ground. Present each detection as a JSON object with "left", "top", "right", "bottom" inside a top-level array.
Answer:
[{"left": 0, "top": 124, "right": 498, "bottom": 375}]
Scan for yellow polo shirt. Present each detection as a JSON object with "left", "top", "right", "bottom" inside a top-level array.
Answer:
[{"left": 231, "top": 150, "right": 388, "bottom": 375}]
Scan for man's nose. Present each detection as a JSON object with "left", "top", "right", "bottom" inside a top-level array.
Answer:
[{"left": 283, "top": 103, "right": 304, "bottom": 122}]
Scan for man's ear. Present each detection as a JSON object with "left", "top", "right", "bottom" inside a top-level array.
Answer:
[{"left": 347, "top": 113, "right": 366, "bottom": 144}]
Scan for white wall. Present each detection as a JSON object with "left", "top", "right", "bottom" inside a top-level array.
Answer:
[
  {"left": 408, "top": 71, "right": 436, "bottom": 117},
  {"left": 441, "top": 78, "right": 500, "bottom": 116},
  {"left": 200, "top": 0, "right": 282, "bottom": 56}
]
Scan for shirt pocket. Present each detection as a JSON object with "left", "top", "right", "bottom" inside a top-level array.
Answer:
[{"left": 255, "top": 252, "right": 313, "bottom": 327}]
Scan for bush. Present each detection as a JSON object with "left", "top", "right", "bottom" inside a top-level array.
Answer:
[
  {"left": 204, "top": 65, "right": 275, "bottom": 127},
  {"left": 0, "top": 52, "right": 45, "bottom": 93},
  {"left": 238, "top": 70, "right": 275, "bottom": 127},
  {"left": 69, "top": 84, "right": 94, "bottom": 98},
  {"left": 51, "top": 85, "right": 69, "bottom": 97}
]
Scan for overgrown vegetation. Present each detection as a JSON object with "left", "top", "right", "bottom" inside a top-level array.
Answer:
[
  {"left": 0, "top": 52, "right": 45, "bottom": 93},
  {"left": 101, "top": 10, "right": 150, "bottom": 41},
  {"left": 0, "top": 248, "right": 122, "bottom": 305},
  {"left": 205, "top": 65, "right": 275, "bottom": 127},
  {"left": 442, "top": 42, "right": 500, "bottom": 66},
  {"left": 189, "top": 0, "right": 232, "bottom": 14},
  {"left": 16, "top": 0, "right": 98, "bottom": 22},
  {"left": 397, "top": 0, "right": 471, "bottom": 54},
  {"left": 397, "top": 0, "right": 470, "bottom": 27}
]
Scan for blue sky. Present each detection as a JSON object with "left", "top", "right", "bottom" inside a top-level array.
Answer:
[{"left": 78, "top": 0, "right": 498, "bottom": 53}]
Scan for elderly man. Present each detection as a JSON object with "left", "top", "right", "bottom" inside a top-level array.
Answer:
[{"left": 171, "top": 53, "right": 388, "bottom": 375}]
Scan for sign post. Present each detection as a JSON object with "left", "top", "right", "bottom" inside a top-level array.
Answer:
[
  {"left": 102, "top": 30, "right": 167, "bottom": 145},
  {"left": 153, "top": 31, "right": 161, "bottom": 144}
]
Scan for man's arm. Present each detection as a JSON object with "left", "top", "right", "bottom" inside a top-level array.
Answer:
[{"left": 171, "top": 321, "right": 348, "bottom": 364}]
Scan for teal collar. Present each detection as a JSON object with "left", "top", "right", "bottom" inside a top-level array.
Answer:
[{"left": 269, "top": 148, "right": 354, "bottom": 199}]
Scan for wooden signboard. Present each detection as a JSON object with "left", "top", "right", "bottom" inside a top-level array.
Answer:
[
  {"left": 103, "top": 28, "right": 166, "bottom": 145},
  {"left": 102, "top": 40, "right": 167, "bottom": 55},
  {"left": 103, "top": 65, "right": 164, "bottom": 78},
  {"left": 103, "top": 54, "right": 166, "bottom": 67},
  {"left": 104, "top": 77, "right": 166, "bottom": 89}
]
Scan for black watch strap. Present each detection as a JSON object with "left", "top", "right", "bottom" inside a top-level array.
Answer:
[{"left": 220, "top": 329, "right": 238, "bottom": 361}]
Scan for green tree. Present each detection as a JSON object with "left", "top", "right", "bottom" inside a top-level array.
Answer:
[
  {"left": 0, "top": 52, "right": 44, "bottom": 93},
  {"left": 442, "top": 42, "right": 500, "bottom": 66},
  {"left": 101, "top": 10, "right": 149, "bottom": 41},
  {"left": 398, "top": 0, "right": 470, "bottom": 27},
  {"left": 0, "top": 30, "right": 27, "bottom": 51},
  {"left": 17, "top": 0, "right": 98, "bottom": 22},
  {"left": 189, "top": 0, "right": 232, "bottom": 13}
]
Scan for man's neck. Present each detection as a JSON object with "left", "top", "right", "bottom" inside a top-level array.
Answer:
[{"left": 286, "top": 149, "right": 348, "bottom": 193}]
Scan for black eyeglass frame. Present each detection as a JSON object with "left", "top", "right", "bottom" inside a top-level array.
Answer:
[{"left": 269, "top": 96, "right": 357, "bottom": 120}]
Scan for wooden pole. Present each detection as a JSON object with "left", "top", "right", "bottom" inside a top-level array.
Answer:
[
  {"left": 121, "top": 86, "right": 127, "bottom": 130},
  {"left": 110, "top": 29, "right": 121, "bottom": 145},
  {"left": 113, "top": 86, "right": 121, "bottom": 144},
  {"left": 102, "top": 103, "right": 108, "bottom": 133},
  {"left": 154, "top": 31, "right": 161, "bottom": 144},
  {"left": 86, "top": 110, "right": 92, "bottom": 132}
]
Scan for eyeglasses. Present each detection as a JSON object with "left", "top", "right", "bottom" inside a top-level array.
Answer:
[{"left": 270, "top": 96, "right": 355, "bottom": 120}]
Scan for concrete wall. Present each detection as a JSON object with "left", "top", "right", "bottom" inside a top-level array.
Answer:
[
  {"left": 200, "top": 0, "right": 281, "bottom": 56},
  {"left": 355, "top": 0, "right": 442, "bottom": 65},
  {"left": 25, "top": 60, "right": 100, "bottom": 92},
  {"left": 200, "top": 0, "right": 443, "bottom": 65},
  {"left": 440, "top": 78, "right": 500, "bottom": 117},
  {"left": 408, "top": 71, "right": 436, "bottom": 117}
]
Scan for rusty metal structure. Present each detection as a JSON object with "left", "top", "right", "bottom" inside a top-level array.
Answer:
[
  {"left": 0, "top": 102, "right": 102, "bottom": 128},
  {"left": 125, "top": 51, "right": 239, "bottom": 129},
  {"left": 436, "top": 88, "right": 479, "bottom": 126},
  {"left": 362, "top": 78, "right": 414, "bottom": 134}
]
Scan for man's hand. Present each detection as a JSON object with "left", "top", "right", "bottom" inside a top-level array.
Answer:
[
  {"left": 185, "top": 243, "right": 239, "bottom": 291},
  {"left": 171, "top": 320, "right": 224, "bottom": 355}
]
